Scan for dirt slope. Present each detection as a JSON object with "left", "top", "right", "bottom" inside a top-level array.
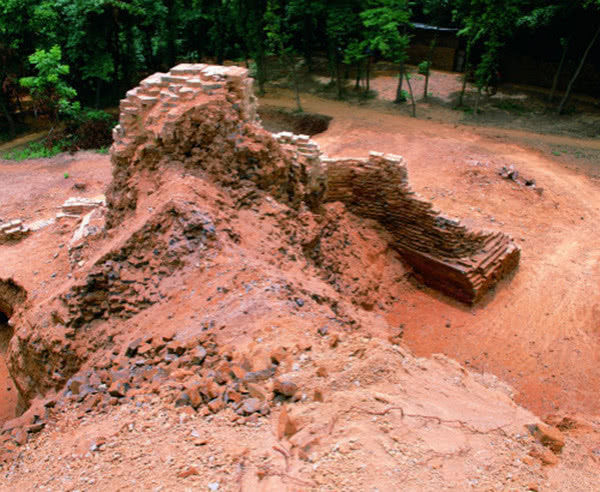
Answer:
[
  {"left": 0, "top": 73, "right": 599, "bottom": 490},
  {"left": 259, "top": 90, "right": 600, "bottom": 417}
]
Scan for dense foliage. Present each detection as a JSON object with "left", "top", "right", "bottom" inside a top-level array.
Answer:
[{"left": 1, "top": 0, "right": 599, "bottom": 138}]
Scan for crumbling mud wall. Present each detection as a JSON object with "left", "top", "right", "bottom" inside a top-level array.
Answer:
[{"left": 323, "top": 153, "right": 520, "bottom": 303}]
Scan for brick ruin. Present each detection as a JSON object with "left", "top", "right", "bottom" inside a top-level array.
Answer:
[
  {"left": 323, "top": 154, "right": 520, "bottom": 303},
  {"left": 110, "top": 63, "right": 520, "bottom": 304}
]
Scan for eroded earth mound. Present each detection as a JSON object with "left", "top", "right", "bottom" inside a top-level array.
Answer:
[{"left": 0, "top": 65, "right": 593, "bottom": 491}]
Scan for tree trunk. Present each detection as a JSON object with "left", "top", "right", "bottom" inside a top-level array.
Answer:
[
  {"left": 285, "top": 53, "right": 302, "bottom": 113},
  {"left": 404, "top": 72, "right": 416, "bottom": 117},
  {"left": 550, "top": 39, "right": 568, "bottom": 102},
  {"left": 95, "top": 78, "right": 102, "bottom": 109},
  {"left": 0, "top": 94, "right": 16, "bottom": 139},
  {"left": 302, "top": 14, "right": 313, "bottom": 71},
  {"left": 256, "top": 43, "right": 267, "bottom": 95},
  {"left": 166, "top": 0, "right": 177, "bottom": 67},
  {"left": 458, "top": 39, "right": 472, "bottom": 107},
  {"left": 423, "top": 32, "right": 438, "bottom": 100},
  {"left": 335, "top": 59, "right": 343, "bottom": 99},
  {"left": 327, "top": 42, "right": 336, "bottom": 85},
  {"left": 558, "top": 25, "right": 600, "bottom": 114},
  {"left": 143, "top": 30, "right": 156, "bottom": 70},
  {"left": 394, "top": 61, "right": 405, "bottom": 103},
  {"left": 123, "top": 23, "right": 136, "bottom": 90},
  {"left": 474, "top": 86, "right": 482, "bottom": 114},
  {"left": 366, "top": 56, "right": 371, "bottom": 93},
  {"left": 292, "top": 65, "right": 303, "bottom": 113}
]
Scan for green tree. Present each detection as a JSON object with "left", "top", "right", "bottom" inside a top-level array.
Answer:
[
  {"left": 20, "top": 45, "right": 77, "bottom": 122},
  {"left": 265, "top": 0, "right": 304, "bottom": 111},
  {"left": 361, "top": 0, "right": 412, "bottom": 104},
  {"left": 236, "top": 0, "right": 269, "bottom": 94},
  {"left": 0, "top": 0, "right": 39, "bottom": 137},
  {"left": 325, "top": 2, "right": 362, "bottom": 99},
  {"left": 557, "top": 0, "right": 600, "bottom": 114},
  {"left": 454, "top": 0, "right": 522, "bottom": 111},
  {"left": 419, "top": 0, "right": 451, "bottom": 100},
  {"left": 517, "top": 2, "right": 568, "bottom": 102}
]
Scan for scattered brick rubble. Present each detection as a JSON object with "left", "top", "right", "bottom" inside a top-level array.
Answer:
[
  {"left": 0, "top": 220, "right": 29, "bottom": 243},
  {"left": 499, "top": 165, "right": 542, "bottom": 195},
  {"left": 58, "top": 196, "right": 106, "bottom": 218},
  {"left": 0, "top": 196, "right": 105, "bottom": 245}
]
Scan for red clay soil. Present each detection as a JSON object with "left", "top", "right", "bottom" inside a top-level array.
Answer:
[
  {"left": 0, "top": 322, "right": 17, "bottom": 423},
  {"left": 261, "top": 89, "right": 600, "bottom": 417},
  {"left": 1, "top": 95, "right": 598, "bottom": 419},
  {"left": 0, "top": 152, "right": 110, "bottom": 422},
  {"left": 0, "top": 76, "right": 600, "bottom": 490}
]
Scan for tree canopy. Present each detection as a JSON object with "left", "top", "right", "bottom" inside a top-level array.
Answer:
[{"left": 1, "top": 0, "right": 599, "bottom": 136}]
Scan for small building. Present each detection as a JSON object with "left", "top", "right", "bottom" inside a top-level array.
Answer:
[{"left": 408, "top": 23, "right": 463, "bottom": 72}]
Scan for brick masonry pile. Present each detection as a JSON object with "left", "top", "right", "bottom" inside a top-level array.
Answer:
[
  {"left": 59, "top": 196, "right": 106, "bottom": 218},
  {"left": 113, "top": 63, "right": 255, "bottom": 151},
  {"left": 0, "top": 220, "right": 29, "bottom": 244}
]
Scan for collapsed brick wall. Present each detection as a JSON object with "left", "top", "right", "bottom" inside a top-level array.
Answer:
[
  {"left": 107, "top": 64, "right": 320, "bottom": 228},
  {"left": 108, "top": 63, "right": 519, "bottom": 304},
  {"left": 322, "top": 152, "right": 520, "bottom": 303}
]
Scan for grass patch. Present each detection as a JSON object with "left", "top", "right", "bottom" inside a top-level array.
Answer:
[
  {"left": 2, "top": 108, "right": 116, "bottom": 161},
  {"left": 1, "top": 140, "right": 67, "bottom": 161},
  {"left": 492, "top": 99, "right": 528, "bottom": 114}
]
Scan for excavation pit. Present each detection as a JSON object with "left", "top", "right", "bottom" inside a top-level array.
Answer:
[{"left": 258, "top": 105, "right": 332, "bottom": 136}]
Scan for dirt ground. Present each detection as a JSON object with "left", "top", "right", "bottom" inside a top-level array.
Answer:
[
  {"left": 313, "top": 68, "right": 600, "bottom": 140},
  {"left": 2, "top": 88, "right": 599, "bottom": 419},
  {"left": 0, "top": 74, "right": 599, "bottom": 489},
  {"left": 0, "top": 151, "right": 111, "bottom": 421},
  {"left": 268, "top": 82, "right": 599, "bottom": 417}
]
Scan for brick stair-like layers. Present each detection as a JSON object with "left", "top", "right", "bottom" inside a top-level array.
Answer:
[{"left": 323, "top": 153, "right": 520, "bottom": 304}]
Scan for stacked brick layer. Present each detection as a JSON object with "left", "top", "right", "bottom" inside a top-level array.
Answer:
[
  {"left": 323, "top": 153, "right": 520, "bottom": 304},
  {"left": 0, "top": 220, "right": 29, "bottom": 244}
]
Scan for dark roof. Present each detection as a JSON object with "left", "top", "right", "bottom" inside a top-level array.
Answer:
[{"left": 412, "top": 23, "right": 458, "bottom": 32}]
